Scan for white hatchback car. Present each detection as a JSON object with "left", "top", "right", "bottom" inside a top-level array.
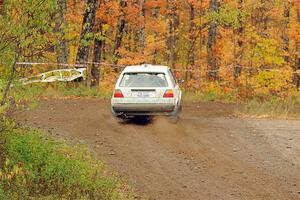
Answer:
[{"left": 111, "top": 64, "right": 182, "bottom": 122}]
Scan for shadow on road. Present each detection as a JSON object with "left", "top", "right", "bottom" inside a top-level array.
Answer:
[{"left": 122, "top": 116, "right": 153, "bottom": 126}]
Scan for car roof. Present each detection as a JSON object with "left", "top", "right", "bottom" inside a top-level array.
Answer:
[{"left": 122, "top": 64, "right": 170, "bottom": 73}]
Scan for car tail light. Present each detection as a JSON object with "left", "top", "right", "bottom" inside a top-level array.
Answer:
[
  {"left": 114, "top": 89, "right": 124, "bottom": 98},
  {"left": 163, "top": 89, "right": 174, "bottom": 98}
]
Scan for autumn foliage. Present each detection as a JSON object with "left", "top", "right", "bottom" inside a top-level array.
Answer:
[{"left": 0, "top": 0, "right": 300, "bottom": 100}]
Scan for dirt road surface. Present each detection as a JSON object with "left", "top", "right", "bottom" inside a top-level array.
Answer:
[{"left": 15, "top": 99, "right": 300, "bottom": 200}]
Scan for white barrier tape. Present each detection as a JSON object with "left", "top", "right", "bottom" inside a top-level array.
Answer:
[
  {"left": 85, "top": 61, "right": 126, "bottom": 68},
  {"left": 16, "top": 62, "right": 87, "bottom": 68},
  {"left": 15, "top": 62, "right": 300, "bottom": 74},
  {"left": 173, "top": 66, "right": 300, "bottom": 74}
]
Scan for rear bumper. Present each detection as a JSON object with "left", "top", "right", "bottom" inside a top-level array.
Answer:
[{"left": 112, "top": 103, "right": 175, "bottom": 116}]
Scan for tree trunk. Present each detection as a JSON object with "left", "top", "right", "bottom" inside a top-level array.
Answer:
[
  {"left": 0, "top": 0, "right": 4, "bottom": 15},
  {"left": 165, "top": 1, "right": 171, "bottom": 64},
  {"left": 188, "top": 3, "right": 195, "bottom": 66},
  {"left": 198, "top": 0, "right": 204, "bottom": 87},
  {"left": 125, "top": 24, "right": 132, "bottom": 51},
  {"left": 294, "top": 5, "right": 300, "bottom": 89},
  {"left": 186, "top": 2, "right": 195, "bottom": 82},
  {"left": 171, "top": 8, "right": 179, "bottom": 69},
  {"left": 234, "top": 0, "right": 244, "bottom": 80},
  {"left": 152, "top": 1, "right": 158, "bottom": 64},
  {"left": 91, "top": 23, "right": 104, "bottom": 87},
  {"left": 76, "top": 0, "right": 97, "bottom": 64},
  {"left": 255, "top": 0, "right": 268, "bottom": 37},
  {"left": 113, "top": 18, "right": 126, "bottom": 55},
  {"left": 207, "top": 0, "right": 219, "bottom": 81},
  {"left": 56, "top": 0, "right": 68, "bottom": 64},
  {"left": 140, "top": 0, "right": 146, "bottom": 54},
  {"left": 113, "top": 0, "right": 127, "bottom": 58},
  {"left": 283, "top": 1, "right": 290, "bottom": 63},
  {"left": 166, "top": 0, "right": 179, "bottom": 69}
]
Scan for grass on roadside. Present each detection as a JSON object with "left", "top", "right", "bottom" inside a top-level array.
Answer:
[
  {"left": 183, "top": 90, "right": 237, "bottom": 103},
  {"left": 182, "top": 83, "right": 300, "bottom": 118},
  {"left": 240, "top": 94, "right": 300, "bottom": 118},
  {"left": 43, "top": 84, "right": 112, "bottom": 99},
  {"left": 11, "top": 82, "right": 113, "bottom": 100},
  {"left": 0, "top": 119, "right": 134, "bottom": 200}
]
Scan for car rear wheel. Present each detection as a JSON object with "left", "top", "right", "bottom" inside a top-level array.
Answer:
[
  {"left": 169, "top": 104, "right": 181, "bottom": 123},
  {"left": 111, "top": 107, "right": 125, "bottom": 123},
  {"left": 169, "top": 114, "right": 179, "bottom": 123}
]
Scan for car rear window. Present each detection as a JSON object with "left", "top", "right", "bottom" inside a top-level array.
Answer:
[{"left": 120, "top": 72, "right": 168, "bottom": 87}]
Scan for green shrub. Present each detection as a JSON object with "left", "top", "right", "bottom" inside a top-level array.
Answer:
[
  {"left": 0, "top": 185, "right": 7, "bottom": 200},
  {"left": 8, "top": 81, "right": 44, "bottom": 109},
  {"left": 0, "top": 120, "right": 133, "bottom": 199}
]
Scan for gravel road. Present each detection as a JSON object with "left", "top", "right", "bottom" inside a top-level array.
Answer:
[{"left": 15, "top": 99, "right": 300, "bottom": 200}]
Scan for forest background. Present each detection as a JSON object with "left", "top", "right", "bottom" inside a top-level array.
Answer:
[{"left": 0, "top": 0, "right": 300, "bottom": 109}]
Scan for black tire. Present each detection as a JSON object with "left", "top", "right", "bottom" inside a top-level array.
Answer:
[
  {"left": 111, "top": 107, "right": 125, "bottom": 123},
  {"left": 169, "top": 105, "right": 181, "bottom": 123},
  {"left": 111, "top": 115, "right": 125, "bottom": 123},
  {"left": 169, "top": 113, "right": 179, "bottom": 123}
]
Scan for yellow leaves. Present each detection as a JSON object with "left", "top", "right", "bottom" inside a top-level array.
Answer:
[
  {"left": 0, "top": 159, "right": 26, "bottom": 181},
  {"left": 248, "top": 36, "right": 285, "bottom": 67},
  {"left": 250, "top": 69, "right": 293, "bottom": 97},
  {"left": 102, "top": 24, "right": 110, "bottom": 32},
  {"left": 4, "top": 158, "right": 10, "bottom": 167},
  {"left": 68, "top": 45, "right": 77, "bottom": 64}
]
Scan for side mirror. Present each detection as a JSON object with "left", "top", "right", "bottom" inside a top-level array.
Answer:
[{"left": 178, "top": 79, "right": 185, "bottom": 84}]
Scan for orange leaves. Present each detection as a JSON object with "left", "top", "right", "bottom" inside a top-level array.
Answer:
[
  {"left": 289, "top": 20, "right": 300, "bottom": 41},
  {"left": 96, "top": 1, "right": 119, "bottom": 26},
  {"left": 288, "top": 4, "right": 300, "bottom": 42},
  {"left": 117, "top": 48, "right": 146, "bottom": 66},
  {"left": 144, "top": 0, "right": 167, "bottom": 10},
  {"left": 187, "top": 0, "right": 209, "bottom": 9},
  {"left": 291, "top": 0, "right": 300, "bottom": 8}
]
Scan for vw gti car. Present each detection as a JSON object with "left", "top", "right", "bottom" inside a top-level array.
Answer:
[{"left": 111, "top": 64, "right": 182, "bottom": 122}]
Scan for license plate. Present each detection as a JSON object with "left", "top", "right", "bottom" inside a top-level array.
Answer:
[
  {"left": 137, "top": 92, "right": 150, "bottom": 97},
  {"left": 132, "top": 92, "right": 153, "bottom": 98}
]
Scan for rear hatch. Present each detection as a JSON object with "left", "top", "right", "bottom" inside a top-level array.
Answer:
[{"left": 119, "top": 72, "right": 168, "bottom": 99}]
